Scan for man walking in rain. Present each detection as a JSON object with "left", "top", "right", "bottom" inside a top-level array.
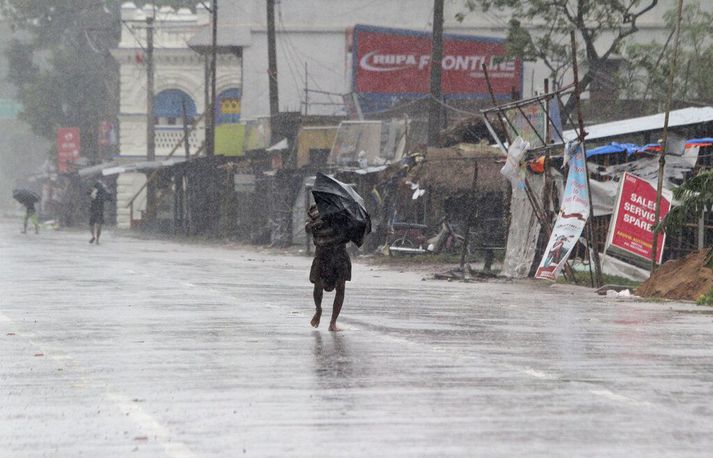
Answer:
[
  {"left": 13, "top": 189, "right": 40, "bottom": 234},
  {"left": 305, "top": 204, "right": 351, "bottom": 332},
  {"left": 307, "top": 173, "right": 372, "bottom": 332},
  {"left": 89, "top": 181, "right": 111, "bottom": 244},
  {"left": 22, "top": 199, "right": 39, "bottom": 234}
]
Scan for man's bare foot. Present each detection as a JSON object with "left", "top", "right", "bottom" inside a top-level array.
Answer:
[
  {"left": 328, "top": 323, "right": 342, "bottom": 332},
  {"left": 310, "top": 311, "right": 322, "bottom": 328}
]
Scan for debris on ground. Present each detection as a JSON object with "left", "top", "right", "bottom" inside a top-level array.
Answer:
[
  {"left": 637, "top": 250, "right": 713, "bottom": 301},
  {"left": 596, "top": 284, "right": 634, "bottom": 296},
  {"left": 434, "top": 264, "right": 498, "bottom": 282},
  {"left": 605, "top": 289, "right": 633, "bottom": 299}
]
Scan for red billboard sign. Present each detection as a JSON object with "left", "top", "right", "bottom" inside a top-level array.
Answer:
[
  {"left": 351, "top": 24, "right": 522, "bottom": 109},
  {"left": 57, "top": 127, "right": 80, "bottom": 173},
  {"left": 606, "top": 172, "right": 671, "bottom": 265}
]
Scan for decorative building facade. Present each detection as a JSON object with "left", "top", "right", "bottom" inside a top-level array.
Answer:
[{"left": 111, "top": 2, "right": 242, "bottom": 228}]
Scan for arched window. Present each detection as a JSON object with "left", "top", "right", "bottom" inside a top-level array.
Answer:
[
  {"left": 216, "top": 88, "right": 241, "bottom": 125},
  {"left": 154, "top": 89, "right": 197, "bottom": 126}
]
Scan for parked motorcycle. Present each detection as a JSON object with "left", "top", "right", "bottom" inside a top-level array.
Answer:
[{"left": 426, "top": 218, "right": 475, "bottom": 256}]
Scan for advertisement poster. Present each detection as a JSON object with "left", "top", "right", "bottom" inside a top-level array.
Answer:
[
  {"left": 351, "top": 24, "right": 522, "bottom": 112},
  {"left": 98, "top": 120, "right": 116, "bottom": 147},
  {"left": 56, "top": 127, "right": 80, "bottom": 173},
  {"left": 535, "top": 144, "right": 589, "bottom": 280},
  {"left": 505, "top": 103, "right": 547, "bottom": 148},
  {"left": 215, "top": 88, "right": 243, "bottom": 156},
  {"left": 605, "top": 172, "right": 671, "bottom": 265}
]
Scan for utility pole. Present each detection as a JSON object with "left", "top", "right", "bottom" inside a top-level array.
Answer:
[
  {"left": 204, "top": 54, "right": 210, "bottom": 131},
  {"left": 304, "top": 62, "right": 309, "bottom": 116},
  {"left": 267, "top": 0, "right": 279, "bottom": 143},
  {"left": 570, "top": 32, "right": 603, "bottom": 288},
  {"left": 146, "top": 15, "right": 156, "bottom": 218},
  {"left": 651, "top": 0, "right": 684, "bottom": 273},
  {"left": 207, "top": 0, "right": 218, "bottom": 156},
  {"left": 427, "top": 0, "right": 444, "bottom": 146}
]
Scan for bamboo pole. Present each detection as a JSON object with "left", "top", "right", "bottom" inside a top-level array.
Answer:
[
  {"left": 570, "top": 31, "right": 603, "bottom": 288},
  {"left": 651, "top": 0, "right": 684, "bottom": 274}
]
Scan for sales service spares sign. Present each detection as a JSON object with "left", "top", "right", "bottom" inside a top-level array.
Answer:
[{"left": 605, "top": 172, "right": 671, "bottom": 265}]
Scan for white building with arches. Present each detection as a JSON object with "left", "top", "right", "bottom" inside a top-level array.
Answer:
[{"left": 111, "top": 2, "right": 242, "bottom": 228}]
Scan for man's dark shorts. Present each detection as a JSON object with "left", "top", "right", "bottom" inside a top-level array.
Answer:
[
  {"left": 89, "top": 210, "right": 104, "bottom": 225},
  {"left": 310, "top": 244, "right": 351, "bottom": 292}
]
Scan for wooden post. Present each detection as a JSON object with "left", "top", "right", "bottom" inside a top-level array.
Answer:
[
  {"left": 652, "top": 0, "right": 684, "bottom": 273},
  {"left": 207, "top": 0, "right": 218, "bottom": 156},
  {"left": 305, "top": 185, "right": 312, "bottom": 256},
  {"left": 460, "top": 160, "right": 478, "bottom": 271},
  {"left": 267, "top": 0, "right": 279, "bottom": 143},
  {"left": 145, "top": 15, "right": 156, "bottom": 220},
  {"left": 427, "top": 0, "right": 444, "bottom": 146},
  {"left": 570, "top": 31, "right": 603, "bottom": 288}
]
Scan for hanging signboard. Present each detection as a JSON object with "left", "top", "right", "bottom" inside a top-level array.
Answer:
[
  {"left": 504, "top": 103, "right": 547, "bottom": 148},
  {"left": 56, "top": 127, "right": 80, "bottom": 173},
  {"left": 605, "top": 172, "right": 671, "bottom": 266},
  {"left": 216, "top": 88, "right": 242, "bottom": 125},
  {"left": 98, "top": 120, "right": 116, "bottom": 147},
  {"left": 351, "top": 24, "right": 522, "bottom": 113},
  {"left": 535, "top": 144, "right": 589, "bottom": 280}
]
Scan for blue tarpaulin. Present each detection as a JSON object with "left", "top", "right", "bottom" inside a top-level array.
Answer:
[
  {"left": 586, "top": 142, "right": 640, "bottom": 157},
  {"left": 685, "top": 137, "right": 713, "bottom": 146},
  {"left": 586, "top": 137, "right": 712, "bottom": 158}
]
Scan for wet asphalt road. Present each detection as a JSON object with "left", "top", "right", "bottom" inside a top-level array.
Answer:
[{"left": 1, "top": 222, "right": 713, "bottom": 457}]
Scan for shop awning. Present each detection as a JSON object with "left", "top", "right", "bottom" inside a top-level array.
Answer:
[
  {"left": 102, "top": 158, "right": 186, "bottom": 176},
  {"left": 563, "top": 106, "right": 713, "bottom": 142}
]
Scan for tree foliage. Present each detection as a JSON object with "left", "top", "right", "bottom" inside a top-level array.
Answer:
[
  {"left": 0, "top": 0, "right": 194, "bottom": 165},
  {"left": 657, "top": 170, "right": 713, "bottom": 234},
  {"left": 459, "top": 0, "right": 659, "bottom": 114},
  {"left": 656, "top": 169, "right": 713, "bottom": 266},
  {"left": 621, "top": 1, "right": 713, "bottom": 107}
]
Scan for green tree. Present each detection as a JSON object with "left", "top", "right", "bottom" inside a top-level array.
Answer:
[
  {"left": 621, "top": 1, "right": 713, "bottom": 108},
  {"left": 458, "top": 0, "right": 659, "bottom": 115},
  {"left": 0, "top": 0, "right": 195, "bottom": 165},
  {"left": 655, "top": 170, "right": 713, "bottom": 267}
]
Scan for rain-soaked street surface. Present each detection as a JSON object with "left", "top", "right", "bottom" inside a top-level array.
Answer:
[{"left": 1, "top": 221, "right": 713, "bottom": 457}]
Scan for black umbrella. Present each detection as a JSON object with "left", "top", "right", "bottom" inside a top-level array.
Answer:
[
  {"left": 93, "top": 181, "right": 112, "bottom": 201},
  {"left": 312, "top": 172, "right": 371, "bottom": 247},
  {"left": 12, "top": 189, "right": 40, "bottom": 206},
  {"left": 95, "top": 181, "right": 109, "bottom": 194}
]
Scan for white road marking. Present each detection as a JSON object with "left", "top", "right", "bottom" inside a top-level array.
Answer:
[
  {"left": 1, "top": 311, "right": 195, "bottom": 458},
  {"left": 589, "top": 389, "right": 653, "bottom": 408}
]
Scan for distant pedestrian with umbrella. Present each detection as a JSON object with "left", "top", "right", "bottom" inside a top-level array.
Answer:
[
  {"left": 13, "top": 188, "right": 40, "bottom": 234},
  {"left": 89, "top": 181, "right": 111, "bottom": 244},
  {"left": 306, "top": 173, "right": 371, "bottom": 331}
]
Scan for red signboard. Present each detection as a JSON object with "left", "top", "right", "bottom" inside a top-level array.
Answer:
[
  {"left": 57, "top": 127, "right": 80, "bottom": 173},
  {"left": 98, "top": 120, "right": 114, "bottom": 147},
  {"left": 352, "top": 24, "right": 522, "bottom": 98},
  {"left": 606, "top": 172, "right": 671, "bottom": 264}
]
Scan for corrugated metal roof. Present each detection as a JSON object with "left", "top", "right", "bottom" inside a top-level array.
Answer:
[{"left": 563, "top": 106, "right": 713, "bottom": 142}]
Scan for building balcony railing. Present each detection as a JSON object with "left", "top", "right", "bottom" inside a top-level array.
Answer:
[{"left": 155, "top": 125, "right": 205, "bottom": 155}]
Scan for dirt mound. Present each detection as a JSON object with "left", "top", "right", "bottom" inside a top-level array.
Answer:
[{"left": 637, "top": 250, "right": 713, "bottom": 301}]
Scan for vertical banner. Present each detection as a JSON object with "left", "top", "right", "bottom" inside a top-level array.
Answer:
[
  {"left": 98, "top": 120, "right": 116, "bottom": 147},
  {"left": 56, "top": 127, "right": 80, "bottom": 173},
  {"left": 535, "top": 145, "right": 590, "bottom": 280},
  {"left": 605, "top": 172, "right": 671, "bottom": 265}
]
